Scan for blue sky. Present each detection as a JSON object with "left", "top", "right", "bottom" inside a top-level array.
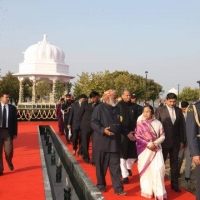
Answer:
[{"left": 1, "top": 0, "right": 200, "bottom": 96}]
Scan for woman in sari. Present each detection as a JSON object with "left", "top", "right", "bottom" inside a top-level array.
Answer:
[{"left": 135, "top": 105, "right": 167, "bottom": 200}]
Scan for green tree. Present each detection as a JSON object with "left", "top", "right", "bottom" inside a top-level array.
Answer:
[
  {"left": 55, "top": 80, "right": 65, "bottom": 100},
  {"left": 23, "top": 79, "right": 32, "bottom": 101},
  {"left": 73, "top": 72, "right": 92, "bottom": 96},
  {"left": 36, "top": 81, "right": 51, "bottom": 102},
  {"left": 0, "top": 71, "right": 19, "bottom": 105},
  {"left": 73, "top": 70, "right": 163, "bottom": 102},
  {"left": 147, "top": 79, "right": 162, "bottom": 106},
  {"left": 113, "top": 73, "right": 136, "bottom": 95},
  {"left": 179, "top": 87, "right": 199, "bottom": 101},
  {"left": 66, "top": 82, "right": 72, "bottom": 94},
  {"left": 90, "top": 71, "right": 112, "bottom": 95}
]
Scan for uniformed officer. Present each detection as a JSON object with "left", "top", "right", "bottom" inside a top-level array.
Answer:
[{"left": 186, "top": 101, "right": 200, "bottom": 200}]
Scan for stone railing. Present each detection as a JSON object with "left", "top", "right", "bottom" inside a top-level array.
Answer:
[{"left": 17, "top": 104, "right": 57, "bottom": 121}]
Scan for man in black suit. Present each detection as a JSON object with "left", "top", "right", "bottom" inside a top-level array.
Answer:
[
  {"left": 131, "top": 94, "right": 143, "bottom": 116},
  {"left": 62, "top": 94, "right": 74, "bottom": 143},
  {"left": 0, "top": 91, "right": 17, "bottom": 175},
  {"left": 155, "top": 93, "right": 185, "bottom": 193},
  {"left": 67, "top": 94, "right": 87, "bottom": 156},
  {"left": 78, "top": 91, "right": 100, "bottom": 164},
  {"left": 186, "top": 101, "right": 200, "bottom": 200},
  {"left": 118, "top": 89, "right": 138, "bottom": 184},
  {"left": 91, "top": 89, "right": 135, "bottom": 195}
]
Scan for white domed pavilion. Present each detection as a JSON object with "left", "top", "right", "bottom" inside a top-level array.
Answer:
[{"left": 13, "top": 34, "right": 74, "bottom": 105}]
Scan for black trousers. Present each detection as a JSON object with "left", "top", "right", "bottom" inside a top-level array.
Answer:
[
  {"left": 162, "top": 144, "right": 180, "bottom": 187},
  {"left": 81, "top": 129, "right": 92, "bottom": 161},
  {"left": 72, "top": 129, "right": 82, "bottom": 154},
  {"left": 95, "top": 151, "right": 123, "bottom": 193},
  {"left": 0, "top": 129, "right": 13, "bottom": 172},
  {"left": 91, "top": 133, "right": 95, "bottom": 164},
  {"left": 196, "top": 165, "right": 200, "bottom": 200}
]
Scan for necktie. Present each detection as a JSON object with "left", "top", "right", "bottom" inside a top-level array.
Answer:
[
  {"left": 170, "top": 108, "right": 175, "bottom": 124},
  {"left": 2, "top": 105, "right": 6, "bottom": 128}
]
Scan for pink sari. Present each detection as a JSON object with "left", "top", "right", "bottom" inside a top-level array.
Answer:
[
  {"left": 135, "top": 117, "right": 167, "bottom": 200},
  {"left": 135, "top": 118, "right": 163, "bottom": 175}
]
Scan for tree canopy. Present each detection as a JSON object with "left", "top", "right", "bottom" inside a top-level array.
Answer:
[
  {"left": 36, "top": 81, "right": 51, "bottom": 102},
  {"left": 2, "top": 70, "right": 199, "bottom": 105},
  {"left": 23, "top": 78, "right": 32, "bottom": 101},
  {"left": 0, "top": 71, "right": 19, "bottom": 105},
  {"left": 73, "top": 70, "right": 163, "bottom": 102},
  {"left": 179, "top": 87, "right": 199, "bottom": 101},
  {"left": 55, "top": 80, "right": 65, "bottom": 100}
]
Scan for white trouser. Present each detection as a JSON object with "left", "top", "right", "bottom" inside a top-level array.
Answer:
[{"left": 120, "top": 158, "right": 136, "bottom": 178}]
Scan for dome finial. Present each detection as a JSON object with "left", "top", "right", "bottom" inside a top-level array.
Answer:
[{"left": 43, "top": 34, "right": 47, "bottom": 43}]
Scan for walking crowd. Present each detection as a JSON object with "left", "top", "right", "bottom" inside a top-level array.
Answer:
[{"left": 56, "top": 89, "right": 200, "bottom": 200}]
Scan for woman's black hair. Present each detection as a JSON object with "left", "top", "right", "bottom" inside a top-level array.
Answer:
[{"left": 143, "top": 104, "right": 154, "bottom": 114}]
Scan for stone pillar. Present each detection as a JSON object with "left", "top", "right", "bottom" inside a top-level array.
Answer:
[
  {"left": 18, "top": 78, "right": 24, "bottom": 104},
  {"left": 32, "top": 80, "right": 36, "bottom": 104}
]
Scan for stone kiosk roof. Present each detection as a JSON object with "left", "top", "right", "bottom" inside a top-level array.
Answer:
[
  {"left": 14, "top": 35, "right": 74, "bottom": 120},
  {"left": 13, "top": 34, "right": 74, "bottom": 82}
]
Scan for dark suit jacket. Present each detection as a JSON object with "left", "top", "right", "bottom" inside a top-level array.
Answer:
[
  {"left": 68, "top": 101, "right": 82, "bottom": 131},
  {"left": 118, "top": 101, "right": 138, "bottom": 159},
  {"left": 155, "top": 105, "right": 185, "bottom": 148},
  {"left": 0, "top": 103, "right": 17, "bottom": 139},
  {"left": 61, "top": 100, "right": 73, "bottom": 124},
  {"left": 91, "top": 103, "right": 129, "bottom": 152},
  {"left": 78, "top": 100, "right": 99, "bottom": 132},
  {"left": 186, "top": 102, "right": 200, "bottom": 156}
]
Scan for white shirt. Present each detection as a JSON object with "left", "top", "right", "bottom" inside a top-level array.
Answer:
[
  {"left": 1, "top": 103, "right": 9, "bottom": 128},
  {"left": 166, "top": 105, "right": 176, "bottom": 123}
]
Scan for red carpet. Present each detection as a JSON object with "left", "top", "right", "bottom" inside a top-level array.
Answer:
[
  {"left": 0, "top": 122, "right": 45, "bottom": 200},
  {"left": 1, "top": 122, "right": 196, "bottom": 200}
]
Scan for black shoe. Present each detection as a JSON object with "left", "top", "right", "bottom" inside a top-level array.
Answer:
[
  {"left": 90, "top": 162, "right": 95, "bottom": 166},
  {"left": 83, "top": 159, "right": 90, "bottom": 164},
  {"left": 128, "top": 169, "right": 132, "bottom": 176},
  {"left": 97, "top": 187, "right": 105, "bottom": 192},
  {"left": 185, "top": 177, "right": 191, "bottom": 182},
  {"left": 0, "top": 172, "right": 3, "bottom": 176},
  {"left": 66, "top": 140, "right": 70, "bottom": 144},
  {"left": 123, "top": 177, "right": 129, "bottom": 184},
  {"left": 115, "top": 191, "right": 127, "bottom": 195},
  {"left": 171, "top": 186, "right": 181, "bottom": 193},
  {"left": 8, "top": 163, "right": 14, "bottom": 171},
  {"left": 77, "top": 151, "right": 83, "bottom": 156}
]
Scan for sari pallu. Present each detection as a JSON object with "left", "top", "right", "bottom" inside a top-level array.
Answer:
[
  {"left": 135, "top": 118, "right": 163, "bottom": 176},
  {"left": 135, "top": 118, "right": 167, "bottom": 200}
]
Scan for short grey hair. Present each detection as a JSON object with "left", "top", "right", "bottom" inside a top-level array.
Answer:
[{"left": 121, "top": 88, "right": 130, "bottom": 95}]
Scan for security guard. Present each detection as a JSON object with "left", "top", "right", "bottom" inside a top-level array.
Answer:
[{"left": 186, "top": 101, "right": 200, "bottom": 200}]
